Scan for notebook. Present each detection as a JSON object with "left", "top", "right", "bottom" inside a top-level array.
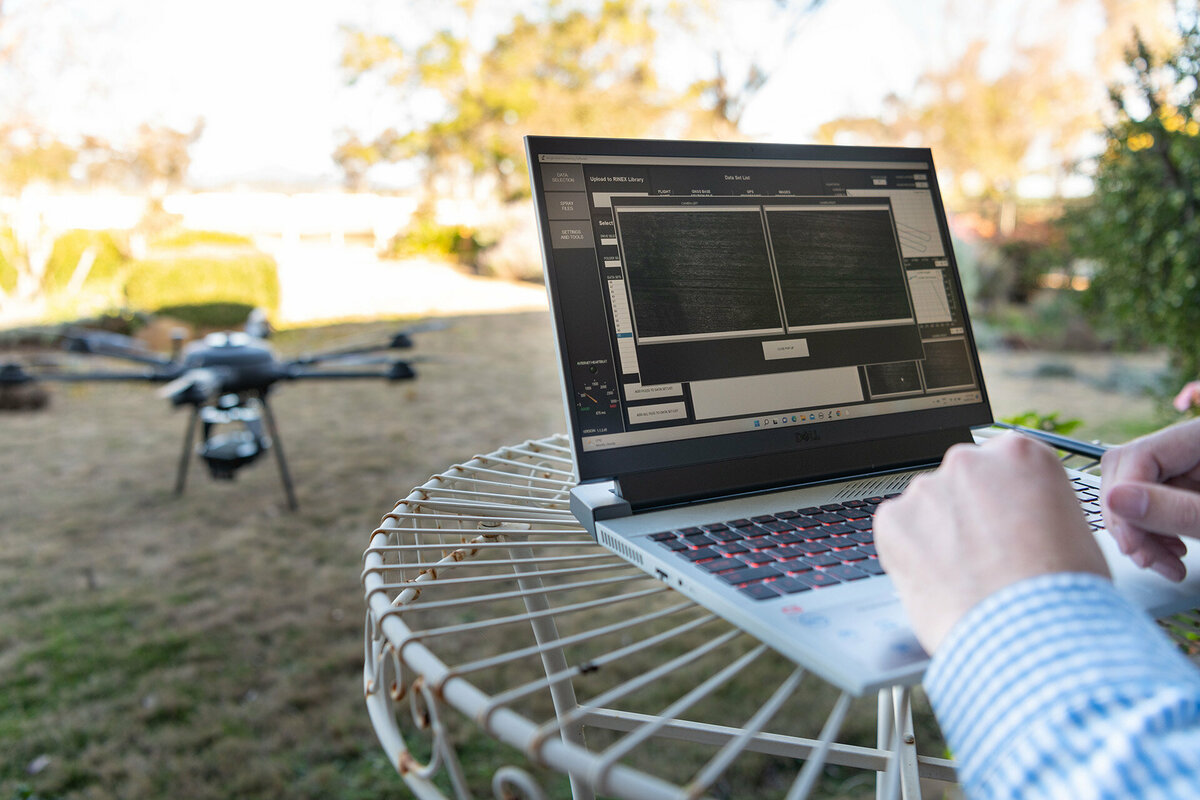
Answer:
[{"left": 525, "top": 135, "right": 1200, "bottom": 694}]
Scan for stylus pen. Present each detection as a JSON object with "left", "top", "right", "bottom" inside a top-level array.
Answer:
[{"left": 985, "top": 421, "right": 1109, "bottom": 461}]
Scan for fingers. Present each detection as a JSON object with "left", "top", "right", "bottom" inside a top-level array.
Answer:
[
  {"left": 1103, "top": 418, "right": 1200, "bottom": 486},
  {"left": 1108, "top": 481, "right": 1200, "bottom": 540}
]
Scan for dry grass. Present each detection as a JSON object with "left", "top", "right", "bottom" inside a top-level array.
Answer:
[
  {"left": 0, "top": 309, "right": 1167, "bottom": 799},
  {"left": 0, "top": 311, "right": 566, "bottom": 800}
]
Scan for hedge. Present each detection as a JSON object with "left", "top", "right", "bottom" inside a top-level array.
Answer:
[
  {"left": 42, "top": 229, "right": 129, "bottom": 292},
  {"left": 123, "top": 255, "right": 280, "bottom": 316},
  {"left": 0, "top": 228, "right": 18, "bottom": 294},
  {"left": 152, "top": 230, "right": 255, "bottom": 249}
]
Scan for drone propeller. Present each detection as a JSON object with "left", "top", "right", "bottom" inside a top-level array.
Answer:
[
  {"left": 61, "top": 327, "right": 176, "bottom": 368},
  {"left": 288, "top": 352, "right": 443, "bottom": 368},
  {"left": 292, "top": 319, "right": 450, "bottom": 366}
]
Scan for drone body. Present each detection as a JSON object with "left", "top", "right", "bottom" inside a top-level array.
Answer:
[{"left": 1, "top": 318, "right": 435, "bottom": 509}]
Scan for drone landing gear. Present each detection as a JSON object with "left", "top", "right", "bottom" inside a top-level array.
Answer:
[{"left": 174, "top": 391, "right": 299, "bottom": 510}]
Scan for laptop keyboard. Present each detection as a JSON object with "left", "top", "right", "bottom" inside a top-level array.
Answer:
[
  {"left": 650, "top": 496, "right": 893, "bottom": 600},
  {"left": 652, "top": 478, "right": 1105, "bottom": 601}
]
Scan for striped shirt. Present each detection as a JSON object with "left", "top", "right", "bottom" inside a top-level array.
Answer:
[{"left": 925, "top": 572, "right": 1200, "bottom": 799}]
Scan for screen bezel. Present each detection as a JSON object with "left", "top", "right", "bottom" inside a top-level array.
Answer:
[{"left": 526, "top": 135, "right": 993, "bottom": 499}]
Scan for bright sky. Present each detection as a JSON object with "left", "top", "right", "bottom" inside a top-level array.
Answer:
[{"left": 0, "top": 0, "right": 1122, "bottom": 189}]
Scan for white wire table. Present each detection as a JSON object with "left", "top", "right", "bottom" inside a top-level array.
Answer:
[{"left": 362, "top": 434, "right": 981, "bottom": 800}]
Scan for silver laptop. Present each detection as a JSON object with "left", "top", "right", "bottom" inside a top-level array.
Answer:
[{"left": 525, "top": 135, "right": 1200, "bottom": 695}]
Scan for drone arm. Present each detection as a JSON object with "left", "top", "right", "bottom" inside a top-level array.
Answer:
[
  {"left": 61, "top": 331, "right": 176, "bottom": 368},
  {"left": 28, "top": 369, "right": 170, "bottom": 382},
  {"left": 286, "top": 362, "right": 416, "bottom": 381},
  {"left": 292, "top": 335, "right": 414, "bottom": 366}
]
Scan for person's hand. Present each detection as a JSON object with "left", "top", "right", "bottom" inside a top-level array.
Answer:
[
  {"left": 874, "top": 433, "right": 1110, "bottom": 654},
  {"left": 1101, "top": 419, "right": 1200, "bottom": 582}
]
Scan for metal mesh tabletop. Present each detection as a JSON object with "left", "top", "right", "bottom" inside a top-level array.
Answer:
[
  {"left": 361, "top": 435, "right": 962, "bottom": 800},
  {"left": 361, "top": 430, "right": 1200, "bottom": 799}
]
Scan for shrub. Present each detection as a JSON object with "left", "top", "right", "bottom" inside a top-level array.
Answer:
[
  {"left": 0, "top": 228, "right": 18, "bottom": 294},
  {"left": 1064, "top": 23, "right": 1200, "bottom": 385},
  {"left": 123, "top": 255, "right": 280, "bottom": 315},
  {"left": 386, "top": 217, "right": 492, "bottom": 271},
  {"left": 152, "top": 230, "right": 255, "bottom": 249},
  {"left": 42, "top": 230, "right": 130, "bottom": 292},
  {"left": 153, "top": 302, "right": 258, "bottom": 329}
]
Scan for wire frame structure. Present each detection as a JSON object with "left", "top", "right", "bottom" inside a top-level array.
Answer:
[
  {"left": 362, "top": 429, "right": 1197, "bottom": 799},
  {"left": 362, "top": 435, "right": 963, "bottom": 800}
]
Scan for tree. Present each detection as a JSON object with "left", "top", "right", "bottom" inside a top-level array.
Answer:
[
  {"left": 813, "top": 1, "right": 1172, "bottom": 228},
  {"left": 1065, "top": 20, "right": 1200, "bottom": 386},
  {"left": 337, "top": 0, "right": 821, "bottom": 198},
  {"left": 341, "top": 0, "right": 678, "bottom": 202}
]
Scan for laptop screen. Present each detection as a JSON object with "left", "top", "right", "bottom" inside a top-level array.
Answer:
[{"left": 527, "top": 136, "right": 992, "bottom": 487}]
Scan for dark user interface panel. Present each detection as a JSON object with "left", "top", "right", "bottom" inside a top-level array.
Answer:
[{"left": 535, "top": 150, "right": 982, "bottom": 454}]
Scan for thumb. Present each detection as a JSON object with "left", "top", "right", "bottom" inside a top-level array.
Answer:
[{"left": 1108, "top": 482, "right": 1200, "bottom": 539}]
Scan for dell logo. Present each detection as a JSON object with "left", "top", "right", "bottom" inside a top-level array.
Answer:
[{"left": 795, "top": 429, "right": 821, "bottom": 443}]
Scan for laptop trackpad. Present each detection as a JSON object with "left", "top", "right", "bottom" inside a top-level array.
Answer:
[{"left": 788, "top": 595, "right": 928, "bottom": 677}]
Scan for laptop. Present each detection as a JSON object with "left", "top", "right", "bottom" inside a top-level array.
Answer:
[{"left": 525, "top": 135, "right": 1200, "bottom": 694}]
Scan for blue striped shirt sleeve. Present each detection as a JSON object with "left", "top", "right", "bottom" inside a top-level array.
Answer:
[{"left": 924, "top": 572, "right": 1200, "bottom": 800}]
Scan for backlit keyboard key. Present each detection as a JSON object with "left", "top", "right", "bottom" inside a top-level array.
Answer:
[
  {"left": 718, "top": 565, "right": 782, "bottom": 585},
  {"left": 681, "top": 547, "right": 720, "bottom": 562},
  {"left": 825, "top": 564, "right": 870, "bottom": 581},
  {"left": 797, "top": 571, "right": 841, "bottom": 588},
  {"left": 860, "top": 560, "right": 886, "bottom": 575},
  {"left": 771, "top": 576, "right": 812, "bottom": 593},
  {"left": 739, "top": 583, "right": 780, "bottom": 600},
  {"left": 699, "top": 558, "right": 745, "bottom": 573}
]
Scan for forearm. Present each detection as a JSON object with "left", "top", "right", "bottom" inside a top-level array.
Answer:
[{"left": 926, "top": 572, "right": 1200, "bottom": 799}]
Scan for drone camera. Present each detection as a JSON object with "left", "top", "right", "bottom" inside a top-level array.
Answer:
[{"left": 200, "top": 431, "right": 266, "bottom": 479}]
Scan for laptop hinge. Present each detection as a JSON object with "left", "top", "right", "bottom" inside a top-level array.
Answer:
[
  {"left": 570, "top": 480, "right": 632, "bottom": 537},
  {"left": 610, "top": 427, "right": 973, "bottom": 514}
]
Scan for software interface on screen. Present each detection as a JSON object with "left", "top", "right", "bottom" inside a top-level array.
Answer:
[{"left": 533, "top": 148, "right": 984, "bottom": 455}]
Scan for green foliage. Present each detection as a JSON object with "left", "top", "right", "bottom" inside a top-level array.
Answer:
[
  {"left": 338, "top": 1, "right": 735, "bottom": 199},
  {"left": 1001, "top": 410, "right": 1083, "bottom": 435},
  {"left": 152, "top": 229, "right": 254, "bottom": 249},
  {"left": 386, "top": 217, "right": 491, "bottom": 269},
  {"left": 123, "top": 256, "right": 280, "bottom": 315},
  {"left": 1064, "top": 22, "right": 1200, "bottom": 385},
  {"left": 154, "top": 302, "right": 258, "bottom": 329},
  {"left": 974, "top": 290, "right": 1104, "bottom": 351},
  {"left": 0, "top": 137, "right": 75, "bottom": 190},
  {"left": 0, "top": 228, "right": 19, "bottom": 294},
  {"left": 41, "top": 230, "right": 130, "bottom": 292}
]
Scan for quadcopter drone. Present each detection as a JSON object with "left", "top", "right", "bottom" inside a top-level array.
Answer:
[{"left": 0, "top": 316, "right": 437, "bottom": 509}]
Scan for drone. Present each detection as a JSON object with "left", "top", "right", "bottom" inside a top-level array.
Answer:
[{"left": 0, "top": 314, "right": 438, "bottom": 510}]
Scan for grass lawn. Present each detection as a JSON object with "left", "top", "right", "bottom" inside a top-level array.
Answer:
[{"left": 0, "top": 310, "right": 1169, "bottom": 799}]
